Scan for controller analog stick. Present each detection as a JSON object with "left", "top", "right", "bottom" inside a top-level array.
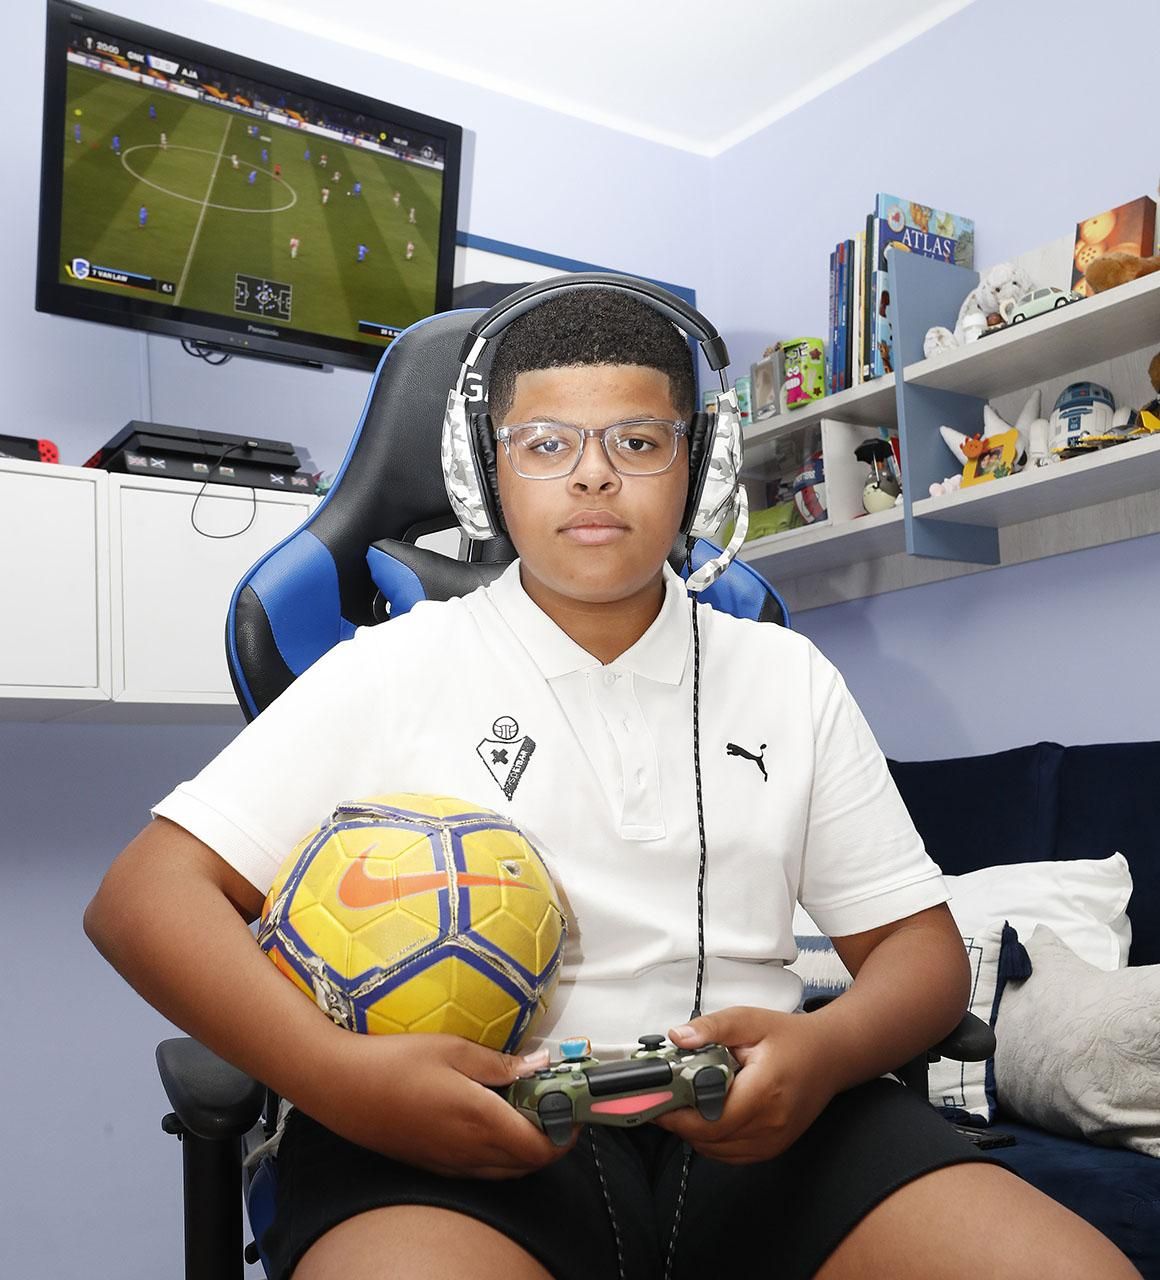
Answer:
[{"left": 638, "top": 1035, "right": 666, "bottom": 1051}]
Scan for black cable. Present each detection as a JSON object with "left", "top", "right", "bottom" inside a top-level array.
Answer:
[
  {"left": 189, "top": 440, "right": 259, "bottom": 539},
  {"left": 588, "top": 1129, "right": 625, "bottom": 1280},
  {"left": 181, "top": 337, "right": 232, "bottom": 365},
  {"left": 690, "top": 593, "right": 708, "bottom": 1022},
  {"left": 661, "top": 567, "right": 711, "bottom": 1280}
]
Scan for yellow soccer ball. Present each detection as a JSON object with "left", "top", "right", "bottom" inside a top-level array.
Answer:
[{"left": 257, "top": 794, "right": 567, "bottom": 1052}]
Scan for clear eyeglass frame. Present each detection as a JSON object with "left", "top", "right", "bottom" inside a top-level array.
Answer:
[{"left": 495, "top": 418, "right": 689, "bottom": 479}]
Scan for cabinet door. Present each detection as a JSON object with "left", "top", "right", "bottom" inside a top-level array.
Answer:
[
  {"left": 113, "top": 477, "right": 315, "bottom": 701},
  {"left": 0, "top": 462, "right": 108, "bottom": 694}
]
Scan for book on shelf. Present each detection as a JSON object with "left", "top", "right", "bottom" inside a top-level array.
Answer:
[
  {"left": 861, "top": 211, "right": 875, "bottom": 380},
  {"left": 828, "top": 247, "right": 837, "bottom": 395},
  {"left": 868, "top": 194, "right": 975, "bottom": 377},
  {"left": 851, "top": 230, "right": 865, "bottom": 387}
]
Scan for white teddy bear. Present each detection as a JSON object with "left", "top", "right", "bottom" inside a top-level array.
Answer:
[{"left": 952, "top": 261, "right": 1036, "bottom": 345}]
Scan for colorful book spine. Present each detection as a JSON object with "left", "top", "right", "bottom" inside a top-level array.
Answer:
[
  {"left": 836, "top": 240, "right": 848, "bottom": 393},
  {"left": 827, "top": 248, "right": 837, "bottom": 395},
  {"left": 862, "top": 212, "right": 874, "bottom": 380}
]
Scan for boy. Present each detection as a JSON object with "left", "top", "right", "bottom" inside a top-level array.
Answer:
[{"left": 84, "top": 288, "right": 1138, "bottom": 1280}]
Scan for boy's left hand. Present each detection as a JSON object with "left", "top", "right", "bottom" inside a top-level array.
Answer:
[{"left": 652, "top": 1006, "right": 840, "bottom": 1164}]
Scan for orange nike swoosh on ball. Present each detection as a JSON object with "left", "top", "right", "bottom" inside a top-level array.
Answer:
[{"left": 337, "top": 852, "right": 533, "bottom": 909}]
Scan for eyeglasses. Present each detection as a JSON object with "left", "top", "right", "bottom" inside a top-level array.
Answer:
[{"left": 495, "top": 418, "right": 688, "bottom": 480}]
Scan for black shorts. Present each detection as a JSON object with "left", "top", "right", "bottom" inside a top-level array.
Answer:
[{"left": 261, "top": 1078, "right": 995, "bottom": 1280}]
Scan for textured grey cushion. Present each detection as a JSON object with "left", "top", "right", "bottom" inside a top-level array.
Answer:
[{"left": 994, "top": 925, "right": 1160, "bottom": 1156}]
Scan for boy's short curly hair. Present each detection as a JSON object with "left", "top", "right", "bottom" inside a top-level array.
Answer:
[{"left": 486, "top": 286, "right": 696, "bottom": 425}]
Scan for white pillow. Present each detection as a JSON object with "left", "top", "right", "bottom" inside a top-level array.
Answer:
[
  {"left": 789, "top": 914, "right": 1019, "bottom": 1123},
  {"left": 995, "top": 925, "right": 1160, "bottom": 1155},
  {"left": 943, "top": 853, "right": 1132, "bottom": 971},
  {"left": 790, "top": 853, "right": 1134, "bottom": 1123}
]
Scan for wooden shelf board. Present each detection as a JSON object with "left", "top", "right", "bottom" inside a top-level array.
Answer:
[
  {"left": 912, "top": 433, "right": 1160, "bottom": 528},
  {"left": 904, "top": 271, "right": 1160, "bottom": 399},
  {"left": 738, "top": 506, "right": 905, "bottom": 576}
]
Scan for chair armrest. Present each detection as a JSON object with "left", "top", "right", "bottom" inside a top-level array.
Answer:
[
  {"left": 930, "top": 1011, "right": 995, "bottom": 1063},
  {"left": 801, "top": 998, "right": 995, "bottom": 1064},
  {"left": 156, "top": 1037, "right": 267, "bottom": 1141}
]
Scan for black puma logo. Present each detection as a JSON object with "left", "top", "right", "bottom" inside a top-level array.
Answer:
[{"left": 726, "top": 741, "right": 768, "bottom": 782}]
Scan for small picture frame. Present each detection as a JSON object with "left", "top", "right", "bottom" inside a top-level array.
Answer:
[
  {"left": 962, "top": 428, "right": 1019, "bottom": 487},
  {"left": 750, "top": 350, "right": 782, "bottom": 421}
]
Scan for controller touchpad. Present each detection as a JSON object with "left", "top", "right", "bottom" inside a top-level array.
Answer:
[{"left": 586, "top": 1059, "right": 673, "bottom": 1095}]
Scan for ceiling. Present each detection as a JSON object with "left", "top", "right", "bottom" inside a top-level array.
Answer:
[{"left": 205, "top": 0, "right": 976, "bottom": 157}]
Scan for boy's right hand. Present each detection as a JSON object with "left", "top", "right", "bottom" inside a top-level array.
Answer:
[{"left": 314, "top": 1032, "right": 575, "bottom": 1179}]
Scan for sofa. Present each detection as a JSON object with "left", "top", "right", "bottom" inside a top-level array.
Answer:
[{"left": 885, "top": 740, "right": 1160, "bottom": 1277}]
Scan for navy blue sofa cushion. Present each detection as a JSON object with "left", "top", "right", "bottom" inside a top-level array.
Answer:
[
  {"left": 887, "top": 742, "right": 1064, "bottom": 875},
  {"left": 1054, "top": 741, "right": 1160, "bottom": 967},
  {"left": 888, "top": 740, "right": 1160, "bottom": 1277},
  {"left": 994, "top": 1120, "right": 1160, "bottom": 1277}
]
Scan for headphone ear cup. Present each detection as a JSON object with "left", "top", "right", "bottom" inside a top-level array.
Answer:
[
  {"left": 470, "top": 413, "right": 506, "bottom": 535},
  {"left": 682, "top": 411, "right": 712, "bottom": 536}
]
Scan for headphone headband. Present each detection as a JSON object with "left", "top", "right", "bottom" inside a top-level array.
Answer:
[{"left": 456, "top": 272, "right": 730, "bottom": 375}]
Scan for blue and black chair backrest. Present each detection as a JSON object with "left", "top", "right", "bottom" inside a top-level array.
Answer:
[{"left": 227, "top": 309, "right": 788, "bottom": 722}]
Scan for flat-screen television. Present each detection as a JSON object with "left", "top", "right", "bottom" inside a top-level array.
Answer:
[{"left": 37, "top": 1, "right": 462, "bottom": 370}]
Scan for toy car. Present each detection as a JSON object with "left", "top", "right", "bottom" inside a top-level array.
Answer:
[{"left": 1001, "top": 286, "right": 1081, "bottom": 325}]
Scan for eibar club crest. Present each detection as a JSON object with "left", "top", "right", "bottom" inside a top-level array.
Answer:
[{"left": 476, "top": 716, "right": 536, "bottom": 800}]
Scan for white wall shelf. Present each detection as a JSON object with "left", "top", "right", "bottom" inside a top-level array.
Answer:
[
  {"left": 904, "top": 270, "right": 1160, "bottom": 400},
  {"left": 912, "top": 433, "right": 1160, "bottom": 528},
  {"left": 744, "top": 373, "right": 898, "bottom": 466},
  {"left": 739, "top": 506, "right": 904, "bottom": 577},
  {"left": 739, "top": 254, "right": 1160, "bottom": 611}
]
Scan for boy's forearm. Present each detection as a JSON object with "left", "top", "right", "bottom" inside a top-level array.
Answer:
[
  {"left": 85, "top": 823, "right": 348, "bottom": 1116},
  {"left": 806, "top": 918, "right": 971, "bottom": 1095}
]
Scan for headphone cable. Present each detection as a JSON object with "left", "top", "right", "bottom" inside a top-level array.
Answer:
[{"left": 689, "top": 592, "right": 707, "bottom": 1021}]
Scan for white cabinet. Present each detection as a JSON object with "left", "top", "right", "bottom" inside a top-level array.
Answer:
[
  {"left": 110, "top": 474, "right": 316, "bottom": 707},
  {"left": 0, "top": 459, "right": 110, "bottom": 719},
  {"left": 0, "top": 463, "right": 316, "bottom": 720}
]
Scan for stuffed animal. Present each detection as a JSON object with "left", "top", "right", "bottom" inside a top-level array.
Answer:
[
  {"left": 938, "top": 390, "right": 1042, "bottom": 471},
  {"left": 952, "top": 262, "right": 1036, "bottom": 345},
  {"left": 1084, "top": 251, "right": 1160, "bottom": 294}
]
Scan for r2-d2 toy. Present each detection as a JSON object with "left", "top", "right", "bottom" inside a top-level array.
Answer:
[{"left": 1046, "top": 382, "right": 1129, "bottom": 459}]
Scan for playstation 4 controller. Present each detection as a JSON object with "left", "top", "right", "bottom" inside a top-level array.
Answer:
[{"left": 507, "top": 1034, "right": 739, "bottom": 1147}]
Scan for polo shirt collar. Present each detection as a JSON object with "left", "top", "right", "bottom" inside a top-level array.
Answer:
[{"left": 486, "top": 561, "right": 691, "bottom": 685}]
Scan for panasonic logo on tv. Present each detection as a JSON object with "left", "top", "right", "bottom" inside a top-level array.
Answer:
[{"left": 246, "top": 324, "right": 279, "bottom": 337}]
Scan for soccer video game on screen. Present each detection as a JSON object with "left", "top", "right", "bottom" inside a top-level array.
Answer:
[{"left": 58, "top": 24, "right": 447, "bottom": 350}]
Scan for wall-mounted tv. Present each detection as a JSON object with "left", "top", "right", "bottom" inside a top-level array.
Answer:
[{"left": 37, "top": 1, "right": 462, "bottom": 370}]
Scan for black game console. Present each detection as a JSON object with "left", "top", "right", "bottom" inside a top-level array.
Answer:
[{"left": 83, "top": 422, "right": 314, "bottom": 493}]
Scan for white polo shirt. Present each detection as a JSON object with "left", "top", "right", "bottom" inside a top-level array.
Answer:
[{"left": 154, "top": 561, "right": 946, "bottom": 1057}]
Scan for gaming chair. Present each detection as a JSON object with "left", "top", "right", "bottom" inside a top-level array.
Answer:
[{"left": 156, "top": 304, "right": 797, "bottom": 1279}]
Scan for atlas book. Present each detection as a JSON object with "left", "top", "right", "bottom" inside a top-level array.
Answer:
[{"left": 868, "top": 194, "right": 974, "bottom": 378}]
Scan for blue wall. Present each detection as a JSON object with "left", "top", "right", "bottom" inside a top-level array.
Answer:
[{"left": 3, "top": 0, "right": 1159, "bottom": 1274}]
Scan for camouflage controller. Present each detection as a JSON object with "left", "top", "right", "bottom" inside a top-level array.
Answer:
[{"left": 507, "top": 1034, "right": 740, "bottom": 1147}]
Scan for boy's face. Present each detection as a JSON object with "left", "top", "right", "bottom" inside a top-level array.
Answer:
[{"left": 495, "top": 364, "right": 690, "bottom": 606}]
